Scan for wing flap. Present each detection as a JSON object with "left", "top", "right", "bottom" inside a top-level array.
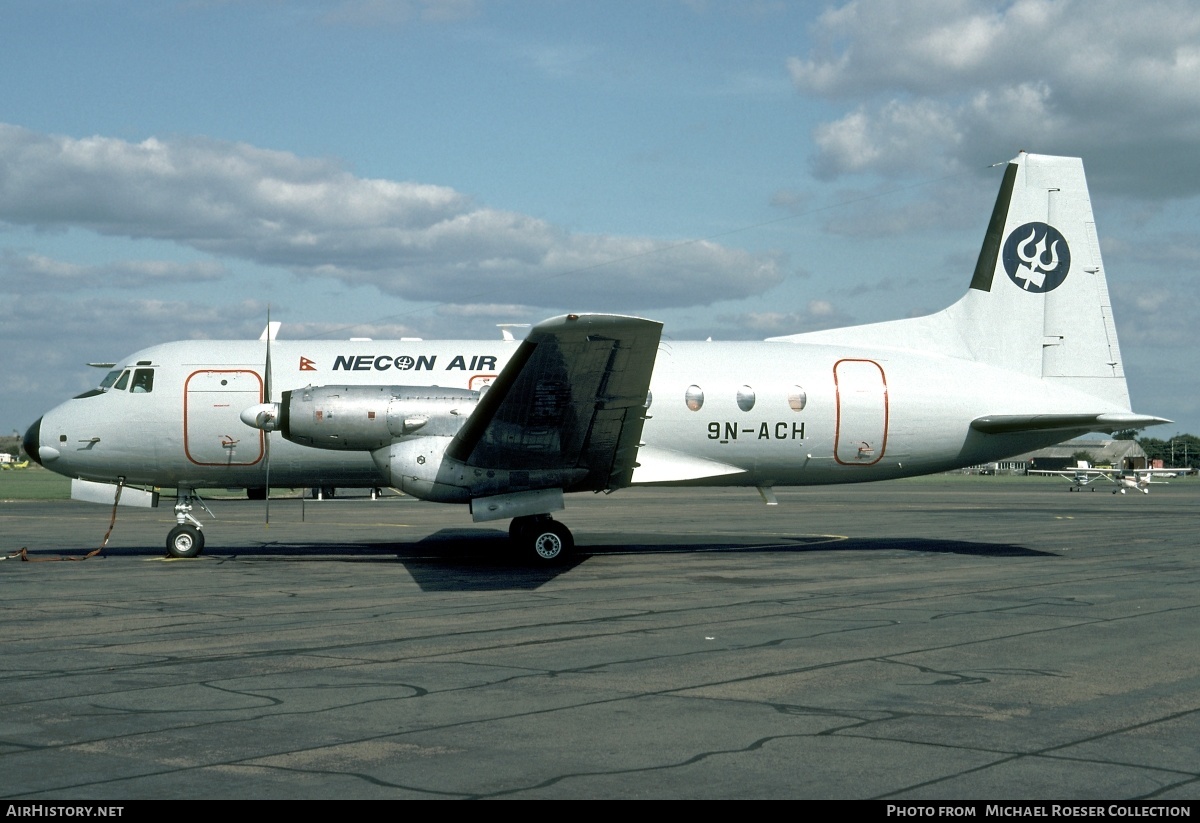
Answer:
[{"left": 448, "top": 314, "right": 662, "bottom": 492}]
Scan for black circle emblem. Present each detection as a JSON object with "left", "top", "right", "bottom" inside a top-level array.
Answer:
[
  {"left": 395, "top": 355, "right": 415, "bottom": 370},
  {"left": 1002, "top": 222, "right": 1070, "bottom": 293}
]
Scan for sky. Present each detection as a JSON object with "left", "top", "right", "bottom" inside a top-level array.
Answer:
[{"left": 2, "top": 0, "right": 1198, "bottom": 439}]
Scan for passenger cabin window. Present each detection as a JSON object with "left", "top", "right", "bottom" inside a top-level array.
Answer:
[
  {"left": 113, "top": 370, "right": 130, "bottom": 391},
  {"left": 685, "top": 385, "right": 704, "bottom": 412},
  {"left": 131, "top": 369, "right": 154, "bottom": 393},
  {"left": 789, "top": 386, "right": 807, "bottom": 412},
  {"left": 736, "top": 386, "right": 756, "bottom": 412}
]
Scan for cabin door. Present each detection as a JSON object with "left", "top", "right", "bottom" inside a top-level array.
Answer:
[
  {"left": 184, "top": 369, "right": 265, "bottom": 466},
  {"left": 834, "top": 359, "right": 888, "bottom": 466}
]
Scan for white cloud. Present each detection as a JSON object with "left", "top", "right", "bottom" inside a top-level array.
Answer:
[
  {"left": 0, "top": 124, "right": 784, "bottom": 310},
  {"left": 1, "top": 251, "right": 227, "bottom": 290},
  {"left": 435, "top": 302, "right": 535, "bottom": 319},
  {"left": 768, "top": 188, "right": 814, "bottom": 214},
  {"left": 1, "top": 295, "right": 268, "bottom": 344},
  {"left": 1112, "top": 279, "right": 1199, "bottom": 348},
  {"left": 789, "top": 0, "right": 1200, "bottom": 196},
  {"left": 812, "top": 99, "right": 961, "bottom": 179},
  {"left": 724, "top": 299, "right": 855, "bottom": 335}
]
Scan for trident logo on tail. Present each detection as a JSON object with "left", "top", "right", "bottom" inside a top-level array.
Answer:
[{"left": 1002, "top": 222, "right": 1071, "bottom": 293}]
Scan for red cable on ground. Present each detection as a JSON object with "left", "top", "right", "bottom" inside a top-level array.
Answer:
[{"left": 5, "top": 480, "right": 124, "bottom": 562}]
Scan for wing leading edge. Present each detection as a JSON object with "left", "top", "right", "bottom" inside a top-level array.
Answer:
[{"left": 447, "top": 314, "right": 663, "bottom": 493}]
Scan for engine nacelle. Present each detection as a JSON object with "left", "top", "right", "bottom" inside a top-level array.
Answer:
[
  {"left": 370, "top": 437, "right": 591, "bottom": 504},
  {"left": 370, "top": 437, "right": 471, "bottom": 503},
  {"left": 279, "top": 385, "right": 478, "bottom": 450},
  {"left": 269, "top": 383, "right": 589, "bottom": 506}
]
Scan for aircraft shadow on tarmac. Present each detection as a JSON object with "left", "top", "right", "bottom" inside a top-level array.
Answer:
[{"left": 15, "top": 530, "right": 1056, "bottom": 592}]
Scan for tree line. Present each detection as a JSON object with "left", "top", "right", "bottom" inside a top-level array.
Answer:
[{"left": 1116, "top": 431, "right": 1200, "bottom": 471}]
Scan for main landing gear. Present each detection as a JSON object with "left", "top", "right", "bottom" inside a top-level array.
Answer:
[
  {"left": 509, "top": 515, "right": 574, "bottom": 564},
  {"left": 166, "top": 489, "right": 207, "bottom": 558}
]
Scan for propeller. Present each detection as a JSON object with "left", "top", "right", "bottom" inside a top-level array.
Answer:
[
  {"left": 241, "top": 310, "right": 283, "bottom": 526},
  {"left": 264, "top": 308, "right": 272, "bottom": 526},
  {"left": 238, "top": 338, "right": 281, "bottom": 433}
]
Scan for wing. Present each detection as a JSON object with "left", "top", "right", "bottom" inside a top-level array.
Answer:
[
  {"left": 1027, "top": 467, "right": 1119, "bottom": 484},
  {"left": 447, "top": 314, "right": 662, "bottom": 493}
]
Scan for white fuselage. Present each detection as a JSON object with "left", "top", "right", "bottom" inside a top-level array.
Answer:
[{"left": 30, "top": 336, "right": 1107, "bottom": 493}]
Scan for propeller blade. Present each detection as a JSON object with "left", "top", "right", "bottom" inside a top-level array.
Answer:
[
  {"left": 264, "top": 426, "right": 272, "bottom": 526},
  {"left": 264, "top": 307, "right": 273, "bottom": 526},
  {"left": 264, "top": 307, "right": 274, "bottom": 404}
]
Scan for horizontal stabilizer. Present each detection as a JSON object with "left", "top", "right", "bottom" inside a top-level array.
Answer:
[{"left": 971, "top": 412, "right": 1171, "bottom": 435}]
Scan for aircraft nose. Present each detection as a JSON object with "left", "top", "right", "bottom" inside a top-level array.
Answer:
[{"left": 22, "top": 417, "right": 42, "bottom": 466}]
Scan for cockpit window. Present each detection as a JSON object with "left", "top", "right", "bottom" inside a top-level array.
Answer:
[
  {"left": 75, "top": 368, "right": 145, "bottom": 400},
  {"left": 131, "top": 369, "right": 154, "bottom": 393}
]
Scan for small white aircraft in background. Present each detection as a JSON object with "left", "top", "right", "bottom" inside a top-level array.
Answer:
[
  {"left": 1029, "top": 460, "right": 1192, "bottom": 493},
  {"left": 23, "top": 152, "right": 1171, "bottom": 561}
]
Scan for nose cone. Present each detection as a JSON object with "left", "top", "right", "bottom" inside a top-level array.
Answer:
[{"left": 22, "top": 417, "right": 42, "bottom": 466}]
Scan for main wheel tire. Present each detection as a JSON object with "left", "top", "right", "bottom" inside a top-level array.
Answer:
[
  {"left": 528, "top": 520, "right": 573, "bottom": 563},
  {"left": 509, "top": 515, "right": 541, "bottom": 543},
  {"left": 166, "top": 524, "right": 205, "bottom": 558}
]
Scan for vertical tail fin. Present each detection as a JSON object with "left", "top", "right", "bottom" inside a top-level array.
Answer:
[
  {"left": 769, "top": 152, "right": 1138, "bottom": 413},
  {"left": 948, "top": 152, "right": 1129, "bottom": 407}
]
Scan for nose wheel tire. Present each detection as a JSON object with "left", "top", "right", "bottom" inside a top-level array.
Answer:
[{"left": 166, "top": 524, "right": 205, "bottom": 558}]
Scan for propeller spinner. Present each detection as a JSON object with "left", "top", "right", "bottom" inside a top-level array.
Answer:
[{"left": 240, "top": 402, "right": 281, "bottom": 432}]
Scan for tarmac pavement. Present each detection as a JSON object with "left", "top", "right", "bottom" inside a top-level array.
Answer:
[{"left": 1, "top": 479, "right": 1197, "bottom": 799}]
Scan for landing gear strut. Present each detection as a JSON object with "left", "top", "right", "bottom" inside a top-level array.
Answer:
[
  {"left": 509, "top": 515, "right": 574, "bottom": 563},
  {"left": 166, "top": 489, "right": 206, "bottom": 558}
]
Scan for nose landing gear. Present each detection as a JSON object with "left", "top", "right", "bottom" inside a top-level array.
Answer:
[
  {"left": 166, "top": 489, "right": 208, "bottom": 558},
  {"left": 166, "top": 523, "right": 204, "bottom": 558}
]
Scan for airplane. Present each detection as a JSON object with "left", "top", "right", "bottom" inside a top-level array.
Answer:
[
  {"left": 0, "top": 458, "right": 29, "bottom": 470},
  {"left": 21, "top": 151, "right": 1171, "bottom": 562},
  {"left": 1028, "top": 460, "right": 1192, "bottom": 493}
]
